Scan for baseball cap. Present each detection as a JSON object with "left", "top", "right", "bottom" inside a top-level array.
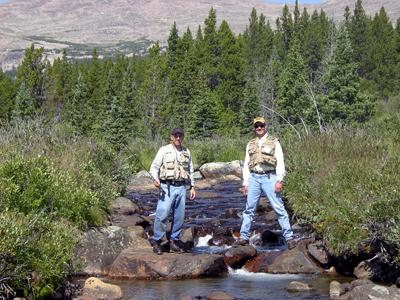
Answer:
[
  {"left": 171, "top": 127, "right": 184, "bottom": 135},
  {"left": 253, "top": 117, "right": 266, "bottom": 125}
]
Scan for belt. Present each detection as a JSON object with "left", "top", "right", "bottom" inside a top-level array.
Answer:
[
  {"left": 160, "top": 180, "right": 186, "bottom": 186},
  {"left": 250, "top": 170, "right": 275, "bottom": 175}
]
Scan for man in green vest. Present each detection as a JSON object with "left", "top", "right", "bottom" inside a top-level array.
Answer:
[{"left": 234, "top": 117, "right": 296, "bottom": 249}]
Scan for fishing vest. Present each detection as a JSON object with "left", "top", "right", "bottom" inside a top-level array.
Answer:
[
  {"left": 159, "top": 145, "right": 190, "bottom": 181},
  {"left": 248, "top": 135, "right": 278, "bottom": 172}
]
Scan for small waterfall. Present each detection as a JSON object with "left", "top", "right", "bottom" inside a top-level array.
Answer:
[
  {"left": 196, "top": 234, "right": 213, "bottom": 247},
  {"left": 228, "top": 267, "right": 303, "bottom": 280}
]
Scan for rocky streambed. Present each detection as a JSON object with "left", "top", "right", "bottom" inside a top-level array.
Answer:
[{"left": 72, "top": 162, "right": 400, "bottom": 300}]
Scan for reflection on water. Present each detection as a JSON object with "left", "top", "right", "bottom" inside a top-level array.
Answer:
[{"left": 112, "top": 270, "right": 339, "bottom": 300}]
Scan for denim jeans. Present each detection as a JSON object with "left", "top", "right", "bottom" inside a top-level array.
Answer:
[
  {"left": 240, "top": 173, "right": 293, "bottom": 241},
  {"left": 153, "top": 183, "right": 186, "bottom": 241}
]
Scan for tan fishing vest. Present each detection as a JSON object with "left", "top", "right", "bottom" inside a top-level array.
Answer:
[
  {"left": 248, "top": 135, "right": 278, "bottom": 172},
  {"left": 159, "top": 145, "right": 190, "bottom": 181}
]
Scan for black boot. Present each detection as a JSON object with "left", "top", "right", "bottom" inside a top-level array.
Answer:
[
  {"left": 152, "top": 240, "right": 163, "bottom": 255},
  {"left": 169, "top": 240, "right": 184, "bottom": 253}
]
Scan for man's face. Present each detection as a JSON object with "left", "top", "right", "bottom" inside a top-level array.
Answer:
[
  {"left": 171, "top": 133, "right": 184, "bottom": 147},
  {"left": 254, "top": 122, "right": 267, "bottom": 137}
]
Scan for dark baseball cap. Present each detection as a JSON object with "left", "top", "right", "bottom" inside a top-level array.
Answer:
[{"left": 171, "top": 127, "right": 184, "bottom": 135}]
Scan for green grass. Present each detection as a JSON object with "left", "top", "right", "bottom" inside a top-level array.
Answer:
[{"left": 283, "top": 117, "right": 400, "bottom": 262}]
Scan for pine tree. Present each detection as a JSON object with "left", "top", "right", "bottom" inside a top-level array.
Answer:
[
  {"left": 238, "top": 80, "right": 261, "bottom": 134},
  {"left": 86, "top": 49, "right": 106, "bottom": 131},
  {"left": 276, "top": 38, "right": 310, "bottom": 125},
  {"left": 69, "top": 72, "right": 90, "bottom": 134},
  {"left": 15, "top": 44, "right": 46, "bottom": 109},
  {"left": 242, "top": 9, "right": 274, "bottom": 76},
  {"left": 280, "top": 4, "right": 293, "bottom": 54},
  {"left": 322, "top": 25, "right": 375, "bottom": 123},
  {"left": 0, "top": 69, "right": 15, "bottom": 121},
  {"left": 187, "top": 72, "right": 219, "bottom": 138},
  {"left": 216, "top": 20, "right": 244, "bottom": 113},
  {"left": 104, "top": 95, "right": 127, "bottom": 150},
  {"left": 203, "top": 7, "right": 220, "bottom": 89},
  {"left": 348, "top": 0, "right": 372, "bottom": 77},
  {"left": 167, "top": 22, "right": 179, "bottom": 69},
  {"left": 369, "top": 7, "right": 397, "bottom": 96},
  {"left": 138, "top": 43, "right": 169, "bottom": 139},
  {"left": 258, "top": 47, "right": 281, "bottom": 123},
  {"left": 12, "top": 81, "right": 36, "bottom": 122}
]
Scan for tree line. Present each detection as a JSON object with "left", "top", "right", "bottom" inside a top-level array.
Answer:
[{"left": 0, "top": 0, "right": 399, "bottom": 147}]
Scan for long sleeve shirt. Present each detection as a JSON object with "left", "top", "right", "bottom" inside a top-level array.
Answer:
[
  {"left": 242, "top": 133, "right": 285, "bottom": 186},
  {"left": 149, "top": 144, "right": 195, "bottom": 187}
]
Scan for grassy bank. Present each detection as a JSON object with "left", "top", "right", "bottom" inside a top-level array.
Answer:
[
  {"left": 283, "top": 114, "right": 400, "bottom": 265},
  {"left": 0, "top": 119, "right": 127, "bottom": 298}
]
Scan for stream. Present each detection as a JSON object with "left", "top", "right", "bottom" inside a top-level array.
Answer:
[{"left": 119, "top": 177, "right": 350, "bottom": 299}]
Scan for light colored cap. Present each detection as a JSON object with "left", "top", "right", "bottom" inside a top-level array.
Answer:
[{"left": 253, "top": 117, "right": 266, "bottom": 125}]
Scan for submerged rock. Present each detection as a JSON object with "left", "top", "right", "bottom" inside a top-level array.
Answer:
[
  {"left": 205, "top": 291, "right": 235, "bottom": 300},
  {"left": 79, "top": 277, "right": 122, "bottom": 300},
  {"left": 286, "top": 281, "right": 313, "bottom": 292}
]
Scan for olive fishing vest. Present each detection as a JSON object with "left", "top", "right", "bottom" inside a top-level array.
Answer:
[
  {"left": 159, "top": 146, "right": 190, "bottom": 181},
  {"left": 248, "top": 135, "right": 278, "bottom": 172}
]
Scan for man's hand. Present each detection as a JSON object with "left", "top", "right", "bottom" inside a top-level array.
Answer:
[
  {"left": 275, "top": 181, "right": 283, "bottom": 193},
  {"left": 190, "top": 187, "right": 196, "bottom": 200},
  {"left": 154, "top": 179, "right": 160, "bottom": 188},
  {"left": 242, "top": 185, "right": 248, "bottom": 196}
]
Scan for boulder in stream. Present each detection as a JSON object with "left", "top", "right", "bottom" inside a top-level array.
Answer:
[
  {"left": 199, "top": 161, "right": 243, "bottom": 179},
  {"left": 224, "top": 245, "right": 257, "bottom": 269},
  {"left": 74, "top": 225, "right": 149, "bottom": 276},
  {"left": 108, "top": 249, "right": 227, "bottom": 279},
  {"left": 244, "top": 240, "right": 322, "bottom": 274}
]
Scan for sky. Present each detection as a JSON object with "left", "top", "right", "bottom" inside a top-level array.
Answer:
[
  {"left": 0, "top": 0, "right": 323, "bottom": 3},
  {"left": 264, "top": 0, "right": 322, "bottom": 3}
]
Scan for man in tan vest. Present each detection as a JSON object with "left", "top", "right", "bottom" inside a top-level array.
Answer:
[
  {"left": 149, "top": 127, "right": 196, "bottom": 254},
  {"left": 234, "top": 117, "right": 296, "bottom": 249}
]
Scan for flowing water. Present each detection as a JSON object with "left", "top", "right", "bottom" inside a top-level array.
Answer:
[{"left": 121, "top": 178, "right": 349, "bottom": 299}]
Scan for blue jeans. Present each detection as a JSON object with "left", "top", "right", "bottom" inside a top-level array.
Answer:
[
  {"left": 240, "top": 173, "right": 293, "bottom": 241},
  {"left": 153, "top": 183, "right": 186, "bottom": 241}
]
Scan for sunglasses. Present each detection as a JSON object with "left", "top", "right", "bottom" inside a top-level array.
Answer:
[{"left": 254, "top": 124, "right": 265, "bottom": 129}]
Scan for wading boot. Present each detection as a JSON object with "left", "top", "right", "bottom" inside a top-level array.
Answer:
[
  {"left": 169, "top": 240, "right": 184, "bottom": 253},
  {"left": 152, "top": 240, "right": 163, "bottom": 255},
  {"left": 233, "top": 238, "right": 249, "bottom": 247},
  {"left": 286, "top": 239, "right": 297, "bottom": 250}
]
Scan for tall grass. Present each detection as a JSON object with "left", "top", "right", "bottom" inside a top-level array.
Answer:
[
  {"left": 283, "top": 116, "right": 400, "bottom": 263},
  {"left": 0, "top": 118, "right": 125, "bottom": 297}
]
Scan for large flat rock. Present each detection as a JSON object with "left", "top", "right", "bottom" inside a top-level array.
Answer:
[{"left": 108, "top": 249, "right": 227, "bottom": 280}]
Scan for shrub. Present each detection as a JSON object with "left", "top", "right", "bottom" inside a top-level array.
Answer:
[
  {"left": 0, "top": 155, "right": 105, "bottom": 229},
  {"left": 0, "top": 211, "right": 80, "bottom": 298}
]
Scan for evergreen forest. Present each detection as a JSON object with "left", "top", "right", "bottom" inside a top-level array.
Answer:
[{"left": 0, "top": 0, "right": 400, "bottom": 297}]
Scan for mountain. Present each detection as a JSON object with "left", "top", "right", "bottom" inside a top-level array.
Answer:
[{"left": 0, "top": 0, "right": 399, "bottom": 70}]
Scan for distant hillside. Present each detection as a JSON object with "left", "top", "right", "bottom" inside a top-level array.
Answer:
[{"left": 0, "top": 0, "right": 399, "bottom": 70}]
